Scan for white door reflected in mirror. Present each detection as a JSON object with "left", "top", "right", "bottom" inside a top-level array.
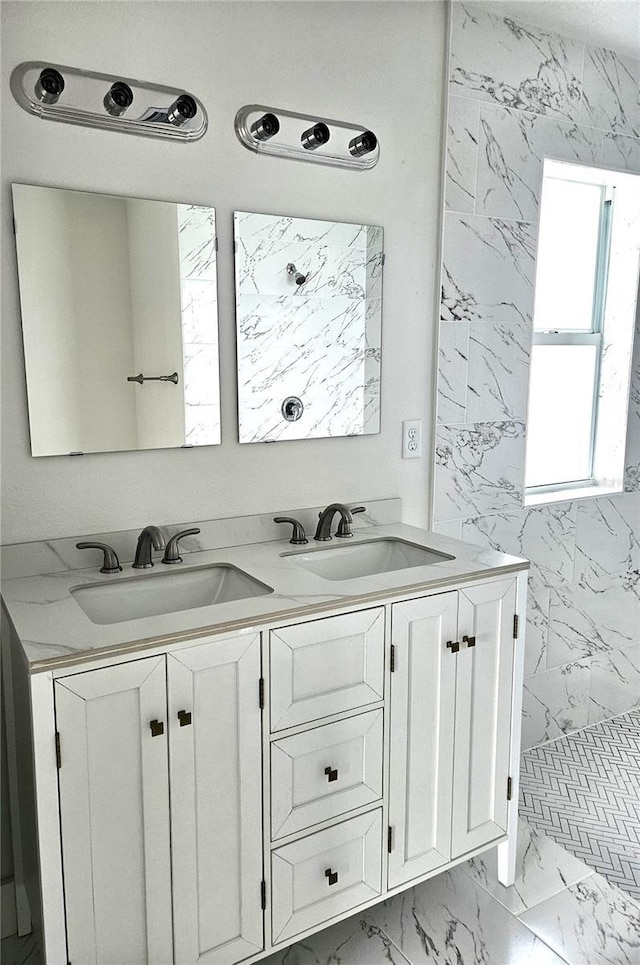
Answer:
[{"left": 12, "top": 184, "right": 221, "bottom": 456}]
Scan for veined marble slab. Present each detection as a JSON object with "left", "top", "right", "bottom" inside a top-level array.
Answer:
[{"left": 1, "top": 521, "right": 528, "bottom": 671}]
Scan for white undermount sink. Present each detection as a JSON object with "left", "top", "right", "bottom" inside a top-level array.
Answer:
[
  {"left": 282, "top": 538, "right": 454, "bottom": 581},
  {"left": 71, "top": 564, "right": 273, "bottom": 625}
]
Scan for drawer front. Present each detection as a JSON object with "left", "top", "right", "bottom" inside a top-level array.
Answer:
[
  {"left": 271, "top": 809, "right": 382, "bottom": 945},
  {"left": 270, "top": 608, "right": 385, "bottom": 731},
  {"left": 271, "top": 710, "right": 383, "bottom": 839}
]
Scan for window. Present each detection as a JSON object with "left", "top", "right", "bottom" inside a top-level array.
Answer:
[{"left": 525, "top": 160, "right": 640, "bottom": 501}]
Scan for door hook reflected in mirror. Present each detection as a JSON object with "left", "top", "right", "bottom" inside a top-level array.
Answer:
[{"left": 127, "top": 372, "right": 179, "bottom": 385}]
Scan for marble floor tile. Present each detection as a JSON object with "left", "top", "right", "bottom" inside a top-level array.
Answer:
[
  {"left": 463, "top": 818, "right": 593, "bottom": 915},
  {"left": 369, "top": 865, "right": 567, "bottom": 964},
  {"left": 261, "top": 912, "right": 411, "bottom": 965},
  {"left": 519, "top": 873, "right": 640, "bottom": 965}
]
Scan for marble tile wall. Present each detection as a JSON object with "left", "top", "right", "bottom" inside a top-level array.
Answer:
[
  {"left": 234, "top": 212, "right": 382, "bottom": 443},
  {"left": 434, "top": 3, "right": 640, "bottom": 749},
  {"left": 177, "top": 204, "right": 220, "bottom": 446}
]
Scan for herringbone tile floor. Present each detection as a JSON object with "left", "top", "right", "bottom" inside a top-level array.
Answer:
[{"left": 520, "top": 709, "right": 640, "bottom": 900}]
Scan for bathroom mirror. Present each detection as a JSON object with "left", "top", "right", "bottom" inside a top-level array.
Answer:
[
  {"left": 12, "top": 183, "right": 220, "bottom": 456},
  {"left": 234, "top": 211, "right": 383, "bottom": 443}
]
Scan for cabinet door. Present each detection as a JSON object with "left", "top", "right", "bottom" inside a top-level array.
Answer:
[
  {"left": 168, "top": 633, "right": 263, "bottom": 965},
  {"left": 55, "top": 657, "right": 172, "bottom": 965},
  {"left": 451, "top": 578, "right": 517, "bottom": 857},
  {"left": 388, "top": 594, "right": 457, "bottom": 889}
]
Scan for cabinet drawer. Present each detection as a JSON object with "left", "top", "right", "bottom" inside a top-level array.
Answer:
[
  {"left": 270, "top": 608, "right": 385, "bottom": 731},
  {"left": 271, "top": 710, "right": 383, "bottom": 839},
  {"left": 271, "top": 809, "right": 382, "bottom": 945}
]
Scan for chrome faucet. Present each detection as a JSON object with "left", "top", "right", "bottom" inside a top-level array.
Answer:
[
  {"left": 314, "top": 503, "right": 353, "bottom": 541},
  {"left": 132, "top": 525, "right": 165, "bottom": 568}
]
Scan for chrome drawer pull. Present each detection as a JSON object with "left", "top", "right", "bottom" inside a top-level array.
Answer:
[
  {"left": 324, "top": 766, "right": 338, "bottom": 782},
  {"left": 325, "top": 868, "right": 338, "bottom": 886}
]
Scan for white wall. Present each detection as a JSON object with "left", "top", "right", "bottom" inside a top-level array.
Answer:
[{"left": 0, "top": 0, "right": 446, "bottom": 544}]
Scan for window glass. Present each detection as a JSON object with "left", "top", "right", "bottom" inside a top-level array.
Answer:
[
  {"left": 533, "top": 178, "right": 604, "bottom": 332},
  {"left": 525, "top": 344, "right": 598, "bottom": 487}
]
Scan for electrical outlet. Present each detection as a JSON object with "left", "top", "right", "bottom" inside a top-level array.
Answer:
[{"left": 402, "top": 420, "right": 422, "bottom": 458}]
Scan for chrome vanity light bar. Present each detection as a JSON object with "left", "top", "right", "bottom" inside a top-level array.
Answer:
[
  {"left": 10, "top": 62, "right": 208, "bottom": 142},
  {"left": 234, "top": 104, "right": 379, "bottom": 170}
]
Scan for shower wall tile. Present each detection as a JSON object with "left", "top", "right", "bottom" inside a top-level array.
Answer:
[
  {"left": 446, "top": 94, "right": 479, "bottom": 212},
  {"left": 466, "top": 320, "right": 531, "bottom": 421},
  {"left": 625, "top": 341, "right": 640, "bottom": 492},
  {"left": 450, "top": 2, "right": 583, "bottom": 122},
  {"left": 580, "top": 47, "right": 640, "bottom": 137},
  {"left": 573, "top": 493, "right": 640, "bottom": 590},
  {"left": 236, "top": 294, "right": 375, "bottom": 442},
  {"left": 460, "top": 503, "right": 577, "bottom": 588},
  {"left": 177, "top": 204, "right": 217, "bottom": 281},
  {"left": 547, "top": 579, "right": 639, "bottom": 667},
  {"left": 476, "top": 106, "right": 602, "bottom": 221},
  {"left": 185, "top": 403, "right": 220, "bottom": 447},
  {"left": 434, "top": 421, "right": 525, "bottom": 521},
  {"left": 437, "top": 321, "right": 468, "bottom": 424},
  {"left": 588, "top": 643, "right": 640, "bottom": 724},
  {"left": 438, "top": 8, "right": 640, "bottom": 746},
  {"left": 441, "top": 213, "right": 536, "bottom": 324},
  {"left": 521, "top": 658, "right": 591, "bottom": 750},
  {"left": 601, "top": 132, "right": 640, "bottom": 173},
  {"left": 180, "top": 279, "right": 218, "bottom": 344},
  {"left": 235, "top": 211, "right": 369, "bottom": 251}
]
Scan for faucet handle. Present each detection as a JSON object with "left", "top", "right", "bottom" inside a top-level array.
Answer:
[
  {"left": 76, "top": 542, "right": 122, "bottom": 574},
  {"left": 335, "top": 506, "right": 366, "bottom": 539},
  {"left": 162, "top": 528, "right": 201, "bottom": 565},
  {"left": 274, "top": 517, "right": 308, "bottom": 545}
]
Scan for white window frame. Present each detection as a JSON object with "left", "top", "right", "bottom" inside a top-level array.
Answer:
[{"left": 525, "top": 165, "right": 627, "bottom": 503}]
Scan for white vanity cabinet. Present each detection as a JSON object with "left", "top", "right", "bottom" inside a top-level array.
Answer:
[
  {"left": 388, "top": 578, "right": 518, "bottom": 889},
  {"left": 6, "top": 557, "right": 527, "bottom": 965},
  {"left": 54, "top": 632, "right": 264, "bottom": 965}
]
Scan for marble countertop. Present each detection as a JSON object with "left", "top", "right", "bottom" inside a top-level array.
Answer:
[{"left": 1, "top": 523, "right": 528, "bottom": 673}]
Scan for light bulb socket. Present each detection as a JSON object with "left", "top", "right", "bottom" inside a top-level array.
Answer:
[
  {"left": 250, "top": 112, "right": 280, "bottom": 141},
  {"left": 104, "top": 82, "right": 134, "bottom": 117},
  {"left": 349, "top": 130, "right": 377, "bottom": 157},
  {"left": 301, "top": 122, "right": 330, "bottom": 151},
  {"left": 166, "top": 94, "right": 197, "bottom": 127},
  {"left": 35, "top": 68, "right": 65, "bottom": 105}
]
